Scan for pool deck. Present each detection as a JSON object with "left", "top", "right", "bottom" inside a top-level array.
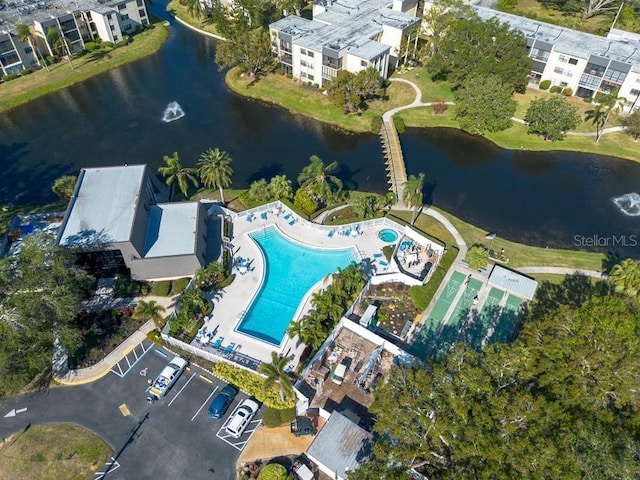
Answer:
[{"left": 195, "top": 209, "right": 403, "bottom": 366}]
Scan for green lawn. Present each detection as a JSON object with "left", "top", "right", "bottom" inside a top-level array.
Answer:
[
  {"left": 225, "top": 68, "right": 422, "bottom": 133},
  {"left": 0, "top": 423, "right": 112, "bottom": 480},
  {"left": 0, "top": 19, "right": 168, "bottom": 113},
  {"left": 430, "top": 207, "right": 606, "bottom": 271}
]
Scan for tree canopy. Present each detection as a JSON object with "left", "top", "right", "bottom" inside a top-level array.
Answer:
[
  {"left": 357, "top": 295, "right": 640, "bottom": 479},
  {"left": 215, "top": 24, "right": 276, "bottom": 80},
  {"left": 524, "top": 95, "right": 581, "bottom": 141},
  {"left": 0, "top": 233, "right": 93, "bottom": 396},
  {"left": 624, "top": 109, "right": 640, "bottom": 141},
  {"left": 327, "top": 68, "right": 385, "bottom": 113},
  {"left": 454, "top": 75, "right": 516, "bottom": 134},
  {"left": 427, "top": 13, "right": 530, "bottom": 93}
]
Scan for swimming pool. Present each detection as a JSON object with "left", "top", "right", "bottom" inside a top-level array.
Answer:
[
  {"left": 237, "top": 226, "right": 357, "bottom": 345},
  {"left": 378, "top": 228, "right": 398, "bottom": 242}
]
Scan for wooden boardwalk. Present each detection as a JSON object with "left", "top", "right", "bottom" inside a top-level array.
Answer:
[{"left": 380, "top": 119, "right": 407, "bottom": 207}]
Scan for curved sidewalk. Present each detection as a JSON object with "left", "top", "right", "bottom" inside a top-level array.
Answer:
[{"left": 54, "top": 295, "right": 177, "bottom": 385}]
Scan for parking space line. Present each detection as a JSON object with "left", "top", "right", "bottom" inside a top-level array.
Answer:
[
  {"left": 125, "top": 355, "right": 132, "bottom": 368},
  {"left": 110, "top": 363, "right": 125, "bottom": 378},
  {"left": 215, "top": 419, "right": 262, "bottom": 451},
  {"left": 154, "top": 349, "right": 168, "bottom": 358},
  {"left": 109, "top": 342, "right": 152, "bottom": 378},
  {"left": 191, "top": 386, "right": 219, "bottom": 421},
  {"left": 94, "top": 457, "right": 121, "bottom": 479},
  {"left": 167, "top": 372, "right": 197, "bottom": 407}
]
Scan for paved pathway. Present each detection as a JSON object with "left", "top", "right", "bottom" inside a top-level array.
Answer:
[{"left": 516, "top": 266, "right": 604, "bottom": 278}]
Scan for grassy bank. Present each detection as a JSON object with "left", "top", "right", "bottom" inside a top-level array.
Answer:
[
  {"left": 225, "top": 68, "right": 417, "bottom": 133},
  {"left": 0, "top": 19, "right": 168, "bottom": 113},
  {"left": 429, "top": 207, "right": 606, "bottom": 271},
  {"left": 166, "top": 0, "right": 224, "bottom": 38},
  {"left": 0, "top": 423, "right": 112, "bottom": 479}
]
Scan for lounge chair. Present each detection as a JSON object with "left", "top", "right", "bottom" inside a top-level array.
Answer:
[
  {"left": 224, "top": 343, "right": 235, "bottom": 354},
  {"left": 283, "top": 213, "right": 291, "bottom": 220},
  {"left": 327, "top": 229, "right": 335, "bottom": 238},
  {"left": 373, "top": 253, "right": 383, "bottom": 258},
  {"left": 344, "top": 229, "right": 351, "bottom": 236},
  {"left": 246, "top": 214, "right": 253, "bottom": 222},
  {"left": 379, "top": 260, "right": 389, "bottom": 267},
  {"left": 289, "top": 218, "right": 296, "bottom": 226},
  {"left": 260, "top": 212, "right": 267, "bottom": 220},
  {"left": 212, "top": 337, "right": 223, "bottom": 349}
]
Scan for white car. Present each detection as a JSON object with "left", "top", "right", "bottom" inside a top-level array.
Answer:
[{"left": 225, "top": 398, "right": 260, "bottom": 438}]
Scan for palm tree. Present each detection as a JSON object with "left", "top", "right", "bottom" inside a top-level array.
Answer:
[
  {"left": 133, "top": 300, "right": 166, "bottom": 328},
  {"left": 179, "top": 287, "right": 209, "bottom": 316},
  {"left": 16, "top": 23, "right": 50, "bottom": 73},
  {"left": 197, "top": 148, "right": 234, "bottom": 204},
  {"left": 158, "top": 152, "right": 199, "bottom": 200},
  {"left": 46, "top": 27, "right": 73, "bottom": 70},
  {"left": 585, "top": 104, "right": 606, "bottom": 143},
  {"left": 403, "top": 172, "right": 425, "bottom": 225},
  {"left": 299, "top": 312, "right": 327, "bottom": 350},
  {"left": 297, "top": 155, "right": 343, "bottom": 205},
  {"left": 311, "top": 290, "right": 345, "bottom": 324},
  {"left": 598, "top": 90, "right": 626, "bottom": 142},
  {"left": 466, "top": 245, "right": 489, "bottom": 271},
  {"left": 185, "top": 0, "right": 205, "bottom": 21},
  {"left": 333, "top": 263, "right": 367, "bottom": 298},
  {"left": 609, "top": 259, "right": 640, "bottom": 298},
  {"left": 268, "top": 175, "right": 293, "bottom": 200},
  {"left": 258, "top": 351, "right": 294, "bottom": 403},
  {"left": 195, "top": 261, "right": 225, "bottom": 289}
]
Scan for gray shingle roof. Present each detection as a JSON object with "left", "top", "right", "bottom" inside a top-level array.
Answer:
[
  {"left": 488, "top": 265, "right": 538, "bottom": 300},
  {"left": 307, "top": 411, "right": 373, "bottom": 478}
]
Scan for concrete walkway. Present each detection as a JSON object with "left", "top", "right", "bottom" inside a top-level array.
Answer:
[
  {"left": 54, "top": 295, "right": 177, "bottom": 385},
  {"left": 516, "top": 266, "right": 604, "bottom": 278}
]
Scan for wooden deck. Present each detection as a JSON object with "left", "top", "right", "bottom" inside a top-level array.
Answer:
[{"left": 380, "top": 119, "right": 407, "bottom": 207}]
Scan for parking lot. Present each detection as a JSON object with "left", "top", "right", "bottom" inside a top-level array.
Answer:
[
  {"left": 1, "top": 342, "right": 263, "bottom": 480},
  {"left": 103, "top": 343, "right": 264, "bottom": 478}
]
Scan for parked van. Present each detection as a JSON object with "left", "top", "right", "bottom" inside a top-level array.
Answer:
[
  {"left": 332, "top": 357, "right": 352, "bottom": 385},
  {"left": 225, "top": 398, "right": 260, "bottom": 438}
]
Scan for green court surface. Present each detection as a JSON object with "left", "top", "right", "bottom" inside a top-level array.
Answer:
[
  {"left": 432, "top": 277, "right": 483, "bottom": 359},
  {"left": 423, "top": 271, "right": 466, "bottom": 332},
  {"left": 489, "top": 294, "right": 524, "bottom": 344},
  {"left": 466, "top": 287, "right": 505, "bottom": 349}
]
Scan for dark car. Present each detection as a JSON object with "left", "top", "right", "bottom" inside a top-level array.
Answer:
[{"left": 208, "top": 385, "right": 238, "bottom": 419}]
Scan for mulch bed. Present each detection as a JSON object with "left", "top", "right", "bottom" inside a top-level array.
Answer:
[
  {"left": 364, "top": 282, "right": 418, "bottom": 337},
  {"left": 68, "top": 306, "right": 145, "bottom": 369}
]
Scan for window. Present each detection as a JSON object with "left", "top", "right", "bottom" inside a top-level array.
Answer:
[
  {"left": 300, "top": 60, "right": 307, "bottom": 67},
  {"left": 113, "top": 34, "right": 119, "bottom": 41},
  {"left": 568, "top": 58, "right": 578, "bottom": 65},
  {"left": 107, "top": 13, "right": 112, "bottom": 20},
  {"left": 139, "top": 9, "right": 146, "bottom": 17},
  {"left": 121, "top": 13, "right": 129, "bottom": 20},
  {"left": 603, "top": 68, "right": 627, "bottom": 84},
  {"left": 137, "top": 0, "right": 143, "bottom": 5},
  {"left": 553, "top": 67, "right": 564, "bottom": 74},
  {"left": 110, "top": 24, "right": 115, "bottom": 30},
  {"left": 630, "top": 89, "right": 640, "bottom": 97},
  {"left": 300, "top": 48, "right": 306, "bottom": 55},
  {"left": 142, "top": 18, "right": 148, "bottom": 25},
  {"left": 300, "top": 71, "right": 307, "bottom": 78},
  {"left": 308, "top": 74, "right": 314, "bottom": 81},
  {"left": 360, "top": 60, "right": 367, "bottom": 67},
  {"left": 118, "top": 3, "right": 126, "bottom": 10},
  {"left": 558, "top": 54, "right": 568, "bottom": 63},
  {"left": 307, "top": 51, "right": 314, "bottom": 58},
  {"left": 530, "top": 48, "right": 549, "bottom": 61}
]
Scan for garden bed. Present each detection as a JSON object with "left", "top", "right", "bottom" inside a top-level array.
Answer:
[
  {"left": 361, "top": 282, "right": 419, "bottom": 338},
  {"left": 68, "top": 305, "right": 145, "bottom": 369}
]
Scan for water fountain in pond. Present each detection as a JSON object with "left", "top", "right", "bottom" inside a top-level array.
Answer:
[
  {"left": 613, "top": 193, "right": 640, "bottom": 217},
  {"left": 161, "top": 101, "right": 185, "bottom": 123}
]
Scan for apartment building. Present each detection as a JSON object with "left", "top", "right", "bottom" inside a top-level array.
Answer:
[
  {"left": 269, "top": 0, "right": 421, "bottom": 87},
  {"left": 473, "top": 6, "right": 640, "bottom": 112},
  {"left": 0, "top": 0, "right": 148, "bottom": 76}
]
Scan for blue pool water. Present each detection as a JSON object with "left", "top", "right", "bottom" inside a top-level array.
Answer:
[
  {"left": 378, "top": 228, "right": 398, "bottom": 243},
  {"left": 237, "top": 226, "right": 357, "bottom": 345}
]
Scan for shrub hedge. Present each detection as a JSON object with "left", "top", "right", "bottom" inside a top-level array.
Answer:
[
  {"left": 539, "top": 79, "right": 551, "bottom": 90},
  {"left": 256, "top": 464, "right": 288, "bottom": 480},
  {"left": 170, "top": 277, "right": 191, "bottom": 295},
  {"left": 212, "top": 362, "right": 295, "bottom": 409},
  {"left": 370, "top": 115, "right": 382, "bottom": 134},
  {"left": 261, "top": 406, "right": 297, "bottom": 428},
  {"left": 152, "top": 280, "right": 171, "bottom": 296},
  {"left": 549, "top": 85, "right": 563, "bottom": 94},
  {"left": 393, "top": 115, "right": 406, "bottom": 134}
]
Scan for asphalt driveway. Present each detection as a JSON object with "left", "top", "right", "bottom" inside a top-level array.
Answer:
[{"left": 0, "top": 344, "right": 262, "bottom": 480}]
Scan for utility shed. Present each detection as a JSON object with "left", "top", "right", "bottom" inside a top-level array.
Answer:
[
  {"left": 488, "top": 265, "right": 538, "bottom": 300},
  {"left": 306, "top": 411, "right": 373, "bottom": 480}
]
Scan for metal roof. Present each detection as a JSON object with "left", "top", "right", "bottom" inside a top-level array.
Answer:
[
  {"left": 474, "top": 6, "right": 640, "bottom": 72},
  {"left": 488, "top": 265, "right": 538, "bottom": 300},
  {"left": 143, "top": 203, "right": 200, "bottom": 258},
  {"left": 306, "top": 411, "right": 373, "bottom": 478},
  {"left": 58, "top": 165, "right": 145, "bottom": 247},
  {"left": 271, "top": 0, "right": 417, "bottom": 60}
]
